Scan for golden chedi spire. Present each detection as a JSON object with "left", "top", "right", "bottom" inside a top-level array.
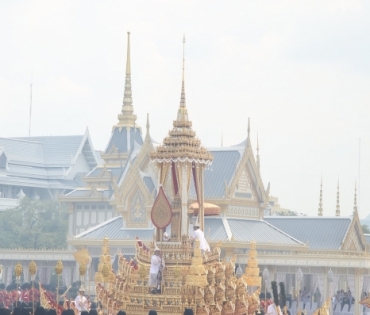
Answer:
[
  {"left": 94, "top": 237, "right": 115, "bottom": 283},
  {"left": 243, "top": 241, "right": 261, "bottom": 287},
  {"left": 150, "top": 35, "right": 213, "bottom": 164},
  {"left": 185, "top": 239, "right": 208, "bottom": 288},
  {"left": 117, "top": 32, "right": 138, "bottom": 128}
]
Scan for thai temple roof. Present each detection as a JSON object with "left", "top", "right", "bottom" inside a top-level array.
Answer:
[
  {"left": 0, "top": 130, "right": 98, "bottom": 189},
  {"left": 74, "top": 216, "right": 154, "bottom": 240},
  {"left": 104, "top": 127, "right": 143, "bottom": 154},
  {"left": 74, "top": 215, "right": 306, "bottom": 248},
  {"left": 264, "top": 216, "right": 352, "bottom": 250},
  {"left": 190, "top": 147, "right": 245, "bottom": 199}
]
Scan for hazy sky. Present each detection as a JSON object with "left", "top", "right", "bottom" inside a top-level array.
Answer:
[{"left": 1, "top": 1, "right": 369, "bottom": 218}]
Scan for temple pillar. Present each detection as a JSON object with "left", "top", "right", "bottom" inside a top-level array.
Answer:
[
  {"left": 199, "top": 165, "right": 205, "bottom": 231},
  {"left": 181, "top": 165, "right": 188, "bottom": 237},
  {"left": 270, "top": 266, "right": 276, "bottom": 283},
  {"left": 354, "top": 268, "right": 362, "bottom": 315},
  {"left": 323, "top": 268, "right": 328, "bottom": 307}
]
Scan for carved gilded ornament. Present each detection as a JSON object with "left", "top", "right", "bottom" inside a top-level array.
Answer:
[
  {"left": 55, "top": 260, "right": 63, "bottom": 275},
  {"left": 151, "top": 187, "right": 172, "bottom": 229},
  {"left": 130, "top": 189, "right": 146, "bottom": 223},
  {"left": 15, "top": 263, "right": 22, "bottom": 277},
  {"left": 28, "top": 261, "right": 37, "bottom": 276}
]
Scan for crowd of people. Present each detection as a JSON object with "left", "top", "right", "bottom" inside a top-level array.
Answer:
[
  {"left": 333, "top": 289, "right": 354, "bottom": 311},
  {"left": 0, "top": 304, "right": 199, "bottom": 315},
  {"left": 0, "top": 283, "right": 41, "bottom": 309}
]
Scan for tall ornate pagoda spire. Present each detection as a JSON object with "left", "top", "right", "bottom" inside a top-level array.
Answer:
[
  {"left": 177, "top": 35, "right": 188, "bottom": 121},
  {"left": 151, "top": 36, "right": 213, "bottom": 239},
  {"left": 247, "top": 117, "right": 251, "bottom": 147},
  {"left": 318, "top": 178, "right": 323, "bottom": 216},
  {"left": 117, "top": 32, "right": 137, "bottom": 127},
  {"left": 335, "top": 180, "right": 340, "bottom": 217},
  {"left": 353, "top": 183, "right": 358, "bottom": 215}
]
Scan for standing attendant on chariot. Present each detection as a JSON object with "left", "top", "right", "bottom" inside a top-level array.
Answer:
[
  {"left": 189, "top": 222, "right": 210, "bottom": 254},
  {"left": 149, "top": 246, "right": 164, "bottom": 294}
]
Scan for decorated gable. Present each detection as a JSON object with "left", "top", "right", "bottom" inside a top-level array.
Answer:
[
  {"left": 341, "top": 213, "right": 367, "bottom": 252},
  {"left": 233, "top": 168, "right": 256, "bottom": 200},
  {"left": 129, "top": 189, "right": 146, "bottom": 224}
]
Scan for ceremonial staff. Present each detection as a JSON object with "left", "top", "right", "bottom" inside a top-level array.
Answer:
[
  {"left": 15, "top": 263, "right": 23, "bottom": 308},
  {"left": 28, "top": 261, "right": 37, "bottom": 315},
  {"left": 101, "top": 262, "right": 109, "bottom": 314},
  {"left": 279, "top": 282, "right": 288, "bottom": 315},
  {"left": 55, "top": 261, "right": 63, "bottom": 307}
]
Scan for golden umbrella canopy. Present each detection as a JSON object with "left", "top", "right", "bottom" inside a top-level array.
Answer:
[{"left": 189, "top": 202, "right": 220, "bottom": 216}]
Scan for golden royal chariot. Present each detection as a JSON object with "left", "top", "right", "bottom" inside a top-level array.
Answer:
[{"left": 94, "top": 236, "right": 262, "bottom": 315}]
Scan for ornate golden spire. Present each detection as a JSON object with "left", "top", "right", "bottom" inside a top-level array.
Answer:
[
  {"left": 335, "top": 180, "right": 340, "bottom": 217},
  {"left": 353, "top": 182, "right": 358, "bottom": 215},
  {"left": 177, "top": 35, "right": 188, "bottom": 122},
  {"left": 117, "top": 32, "right": 137, "bottom": 127},
  {"left": 151, "top": 36, "right": 213, "bottom": 164},
  {"left": 318, "top": 178, "right": 323, "bottom": 216}
]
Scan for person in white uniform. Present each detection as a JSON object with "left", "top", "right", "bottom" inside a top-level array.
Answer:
[
  {"left": 75, "top": 287, "right": 88, "bottom": 314},
  {"left": 190, "top": 223, "right": 210, "bottom": 254},
  {"left": 266, "top": 303, "right": 282, "bottom": 315},
  {"left": 148, "top": 247, "right": 164, "bottom": 294}
]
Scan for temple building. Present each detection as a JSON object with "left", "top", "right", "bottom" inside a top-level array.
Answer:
[
  {"left": 0, "top": 33, "right": 369, "bottom": 314},
  {"left": 0, "top": 129, "right": 99, "bottom": 211}
]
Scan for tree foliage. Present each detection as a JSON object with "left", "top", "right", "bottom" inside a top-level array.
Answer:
[
  {"left": 0, "top": 197, "right": 68, "bottom": 249},
  {"left": 361, "top": 224, "right": 370, "bottom": 234},
  {"left": 274, "top": 210, "right": 299, "bottom": 216}
]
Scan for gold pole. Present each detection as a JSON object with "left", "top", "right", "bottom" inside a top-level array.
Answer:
[
  {"left": 15, "top": 263, "right": 23, "bottom": 308},
  {"left": 102, "top": 263, "right": 109, "bottom": 314},
  {"left": 89, "top": 259, "right": 92, "bottom": 305},
  {"left": 28, "top": 261, "right": 37, "bottom": 314},
  {"left": 55, "top": 261, "right": 63, "bottom": 308}
]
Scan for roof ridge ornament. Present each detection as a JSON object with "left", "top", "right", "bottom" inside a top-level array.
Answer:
[
  {"left": 353, "top": 182, "right": 358, "bottom": 215},
  {"left": 318, "top": 177, "right": 323, "bottom": 216},
  {"left": 335, "top": 179, "right": 340, "bottom": 217}
]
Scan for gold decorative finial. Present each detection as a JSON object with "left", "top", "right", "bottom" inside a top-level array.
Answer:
[
  {"left": 145, "top": 113, "right": 150, "bottom": 141},
  {"left": 318, "top": 177, "right": 323, "bottom": 216},
  {"left": 126, "top": 32, "right": 131, "bottom": 75},
  {"left": 15, "top": 263, "right": 23, "bottom": 278},
  {"left": 79, "top": 262, "right": 87, "bottom": 276},
  {"left": 28, "top": 261, "right": 37, "bottom": 276},
  {"left": 55, "top": 260, "right": 63, "bottom": 275},
  {"left": 353, "top": 182, "right": 358, "bottom": 214},
  {"left": 336, "top": 179, "right": 340, "bottom": 216},
  {"left": 180, "top": 34, "right": 186, "bottom": 109}
]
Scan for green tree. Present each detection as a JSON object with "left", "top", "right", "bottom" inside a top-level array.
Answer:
[
  {"left": 274, "top": 210, "right": 299, "bottom": 216},
  {"left": 0, "top": 197, "right": 68, "bottom": 249},
  {"left": 361, "top": 224, "right": 370, "bottom": 234}
]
